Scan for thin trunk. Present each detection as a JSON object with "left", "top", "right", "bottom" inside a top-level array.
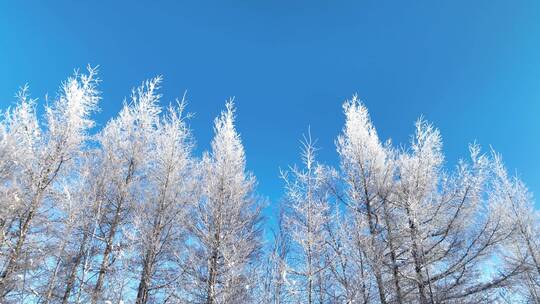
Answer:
[
  {"left": 136, "top": 170, "right": 170, "bottom": 304},
  {"left": 382, "top": 203, "right": 403, "bottom": 304},
  {"left": 206, "top": 186, "right": 224, "bottom": 304},
  {"left": 207, "top": 241, "right": 219, "bottom": 304},
  {"left": 76, "top": 235, "right": 94, "bottom": 304},
  {"left": 307, "top": 199, "right": 314, "bottom": 304},
  {"left": 135, "top": 231, "right": 159, "bottom": 304},
  {"left": 0, "top": 202, "right": 38, "bottom": 298},
  {"left": 406, "top": 206, "right": 428, "bottom": 304},
  {"left": 365, "top": 201, "right": 388, "bottom": 304},
  {"left": 359, "top": 251, "right": 368, "bottom": 304},
  {"left": 135, "top": 253, "right": 152, "bottom": 304},
  {"left": 43, "top": 237, "right": 70, "bottom": 304},
  {"left": 76, "top": 197, "right": 104, "bottom": 304},
  {"left": 62, "top": 231, "right": 89, "bottom": 304},
  {"left": 92, "top": 160, "right": 134, "bottom": 304},
  {"left": 317, "top": 268, "right": 324, "bottom": 304},
  {"left": 522, "top": 226, "right": 540, "bottom": 277},
  {"left": 91, "top": 201, "right": 122, "bottom": 304},
  {"left": 44, "top": 259, "right": 62, "bottom": 303},
  {"left": 207, "top": 214, "right": 222, "bottom": 304},
  {"left": 307, "top": 269, "right": 312, "bottom": 304},
  {"left": 0, "top": 160, "right": 62, "bottom": 298}
]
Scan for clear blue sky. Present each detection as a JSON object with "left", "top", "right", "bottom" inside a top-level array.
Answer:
[{"left": 1, "top": 1, "right": 539, "bottom": 214}]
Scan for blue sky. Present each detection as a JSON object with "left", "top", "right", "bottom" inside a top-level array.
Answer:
[{"left": 1, "top": 1, "right": 539, "bottom": 214}]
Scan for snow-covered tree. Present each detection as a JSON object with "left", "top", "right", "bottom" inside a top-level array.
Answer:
[
  {"left": 335, "top": 96, "right": 395, "bottom": 304},
  {"left": 280, "top": 132, "right": 332, "bottom": 304},
  {"left": 0, "top": 67, "right": 99, "bottom": 301},
  {"left": 182, "top": 101, "right": 262, "bottom": 304},
  {"left": 333, "top": 96, "right": 525, "bottom": 303},
  {"left": 260, "top": 207, "right": 289, "bottom": 304},
  {"left": 130, "top": 100, "right": 195, "bottom": 304},
  {"left": 89, "top": 77, "right": 162, "bottom": 303},
  {"left": 492, "top": 154, "right": 540, "bottom": 302}
]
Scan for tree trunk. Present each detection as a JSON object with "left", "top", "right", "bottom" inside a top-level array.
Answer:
[
  {"left": 92, "top": 160, "right": 134, "bottom": 304},
  {"left": 0, "top": 202, "right": 38, "bottom": 298},
  {"left": 206, "top": 246, "right": 218, "bottom": 304},
  {"left": 406, "top": 206, "right": 428, "bottom": 304},
  {"left": 91, "top": 202, "right": 122, "bottom": 304},
  {"left": 62, "top": 231, "right": 89, "bottom": 304},
  {"left": 365, "top": 201, "right": 388, "bottom": 304},
  {"left": 136, "top": 174, "right": 168, "bottom": 304},
  {"left": 43, "top": 237, "right": 70, "bottom": 304},
  {"left": 135, "top": 245, "right": 156, "bottom": 304},
  {"left": 383, "top": 203, "right": 403, "bottom": 304},
  {"left": 206, "top": 223, "right": 221, "bottom": 304}
]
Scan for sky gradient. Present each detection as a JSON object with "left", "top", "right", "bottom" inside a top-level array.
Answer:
[{"left": 1, "top": 1, "right": 539, "bottom": 213}]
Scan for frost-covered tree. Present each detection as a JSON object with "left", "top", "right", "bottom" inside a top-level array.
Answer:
[
  {"left": 324, "top": 209, "right": 375, "bottom": 303},
  {"left": 333, "top": 96, "right": 525, "bottom": 303},
  {"left": 130, "top": 100, "right": 195, "bottom": 304},
  {"left": 34, "top": 152, "right": 99, "bottom": 304},
  {"left": 182, "top": 101, "right": 262, "bottom": 304},
  {"left": 391, "top": 122, "right": 522, "bottom": 303},
  {"left": 260, "top": 207, "right": 289, "bottom": 304},
  {"left": 52, "top": 152, "right": 104, "bottom": 304},
  {"left": 0, "top": 67, "right": 99, "bottom": 301},
  {"left": 89, "top": 77, "right": 163, "bottom": 303},
  {"left": 280, "top": 133, "right": 332, "bottom": 304},
  {"left": 335, "top": 96, "right": 395, "bottom": 304},
  {"left": 492, "top": 154, "right": 540, "bottom": 302}
]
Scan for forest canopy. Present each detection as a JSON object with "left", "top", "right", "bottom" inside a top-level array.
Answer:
[{"left": 0, "top": 67, "right": 538, "bottom": 303}]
